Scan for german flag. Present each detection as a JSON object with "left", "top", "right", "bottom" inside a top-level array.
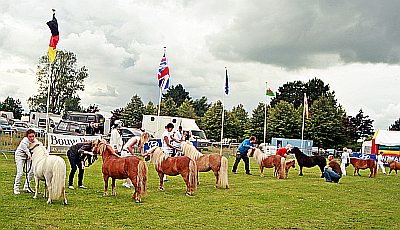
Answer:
[{"left": 47, "top": 13, "right": 59, "bottom": 64}]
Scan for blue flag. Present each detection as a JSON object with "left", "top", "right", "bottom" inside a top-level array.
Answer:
[{"left": 225, "top": 68, "right": 229, "bottom": 95}]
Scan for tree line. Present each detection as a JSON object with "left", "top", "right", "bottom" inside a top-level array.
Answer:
[{"left": 5, "top": 49, "right": 400, "bottom": 149}]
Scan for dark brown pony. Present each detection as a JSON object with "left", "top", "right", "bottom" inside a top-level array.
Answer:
[
  {"left": 92, "top": 139, "right": 148, "bottom": 203},
  {"left": 250, "top": 149, "right": 286, "bottom": 179},
  {"left": 349, "top": 157, "right": 377, "bottom": 178},
  {"left": 283, "top": 159, "right": 296, "bottom": 178},
  {"left": 146, "top": 146, "right": 198, "bottom": 196},
  {"left": 181, "top": 142, "right": 229, "bottom": 189},
  {"left": 389, "top": 161, "right": 400, "bottom": 175}
]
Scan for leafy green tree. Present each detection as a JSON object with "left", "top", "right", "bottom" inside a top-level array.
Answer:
[
  {"left": 271, "top": 78, "right": 332, "bottom": 109},
  {"left": 389, "top": 118, "right": 400, "bottom": 131},
  {"left": 28, "top": 50, "right": 88, "bottom": 114},
  {"left": 177, "top": 99, "right": 196, "bottom": 118},
  {"left": 348, "top": 109, "right": 374, "bottom": 141},
  {"left": 143, "top": 101, "right": 157, "bottom": 115},
  {"left": 82, "top": 104, "right": 100, "bottom": 113},
  {"left": 162, "top": 84, "right": 191, "bottom": 107},
  {"left": 267, "top": 100, "right": 302, "bottom": 139},
  {"left": 63, "top": 96, "right": 82, "bottom": 112},
  {"left": 121, "top": 95, "right": 144, "bottom": 128},
  {"left": 159, "top": 98, "right": 177, "bottom": 116},
  {"left": 225, "top": 104, "right": 249, "bottom": 141},
  {"left": 193, "top": 96, "right": 210, "bottom": 117},
  {"left": 305, "top": 95, "right": 348, "bottom": 148},
  {"left": 200, "top": 101, "right": 223, "bottom": 141},
  {"left": 247, "top": 102, "right": 268, "bottom": 143},
  {"left": 0, "top": 96, "right": 23, "bottom": 119}
]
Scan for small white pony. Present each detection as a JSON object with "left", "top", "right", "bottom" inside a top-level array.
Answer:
[{"left": 29, "top": 142, "right": 67, "bottom": 204}]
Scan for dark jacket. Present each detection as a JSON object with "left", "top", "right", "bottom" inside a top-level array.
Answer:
[{"left": 68, "top": 142, "right": 92, "bottom": 161}]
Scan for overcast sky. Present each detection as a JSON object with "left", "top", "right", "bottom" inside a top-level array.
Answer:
[{"left": 1, "top": 0, "right": 400, "bottom": 130}]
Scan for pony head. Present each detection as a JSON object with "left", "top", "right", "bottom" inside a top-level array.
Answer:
[{"left": 92, "top": 139, "right": 108, "bottom": 156}]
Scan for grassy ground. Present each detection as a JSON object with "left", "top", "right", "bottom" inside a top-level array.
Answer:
[{"left": 0, "top": 151, "right": 399, "bottom": 230}]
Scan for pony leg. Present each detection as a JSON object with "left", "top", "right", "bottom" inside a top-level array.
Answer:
[
  {"left": 214, "top": 170, "right": 219, "bottom": 188},
  {"left": 43, "top": 181, "right": 47, "bottom": 198},
  {"left": 46, "top": 178, "right": 52, "bottom": 204},
  {"left": 181, "top": 172, "right": 192, "bottom": 196},
  {"left": 299, "top": 166, "right": 303, "bottom": 176},
  {"left": 357, "top": 168, "right": 361, "bottom": 176},
  {"left": 158, "top": 172, "right": 165, "bottom": 192},
  {"left": 33, "top": 177, "right": 39, "bottom": 199},
  {"left": 111, "top": 178, "right": 116, "bottom": 196},
  {"left": 63, "top": 188, "right": 68, "bottom": 205},
  {"left": 319, "top": 166, "right": 325, "bottom": 178},
  {"left": 260, "top": 166, "right": 264, "bottom": 177},
  {"left": 103, "top": 175, "right": 109, "bottom": 196},
  {"left": 130, "top": 176, "right": 139, "bottom": 201}
]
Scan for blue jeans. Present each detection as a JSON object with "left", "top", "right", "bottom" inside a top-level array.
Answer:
[{"left": 324, "top": 169, "right": 341, "bottom": 183}]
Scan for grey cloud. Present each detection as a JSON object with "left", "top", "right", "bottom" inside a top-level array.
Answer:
[
  {"left": 207, "top": 1, "right": 400, "bottom": 69},
  {"left": 90, "top": 85, "right": 118, "bottom": 97},
  {"left": 121, "top": 57, "right": 136, "bottom": 69}
]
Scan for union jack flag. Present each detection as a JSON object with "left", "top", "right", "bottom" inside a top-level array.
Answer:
[{"left": 158, "top": 51, "right": 170, "bottom": 91}]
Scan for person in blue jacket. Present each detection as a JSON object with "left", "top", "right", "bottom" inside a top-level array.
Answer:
[{"left": 232, "top": 136, "right": 257, "bottom": 175}]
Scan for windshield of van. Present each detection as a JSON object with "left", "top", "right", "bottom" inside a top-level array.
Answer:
[
  {"left": 0, "top": 118, "right": 9, "bottom": 125},
  {"left": 191, "top": 130, "right": 206, "bottom": 139}
]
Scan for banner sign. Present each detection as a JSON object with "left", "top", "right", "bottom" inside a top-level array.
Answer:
[{"left": 48, "top": 133, "right": 101, "bottom": 147}]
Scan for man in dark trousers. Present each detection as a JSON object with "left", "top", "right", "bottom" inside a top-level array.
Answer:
[
  {"left": 323, "top": 155, "right": 342, "bottom": 183},
  {"left": 232, "top": 136, "right": 257, "bottom": 175},
  {"left": 67, "top": 141, "right": 94, "bottom": 189}
]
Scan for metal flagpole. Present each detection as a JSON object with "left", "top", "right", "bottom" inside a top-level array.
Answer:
[
  {"left": 156, "top": 47, "right": 167, "bottom": 135},
  {"left": 301, "top": 93, "right": 306, "bottom": 150},
  {"left": 219, "top": 67, "right": 227, "bottom": 155},
  {"left": 45, "top": 63, "right": 52, "bottom": 150},
  {"left": 263, "top": 98, "right": 267, "bottom": 145}
]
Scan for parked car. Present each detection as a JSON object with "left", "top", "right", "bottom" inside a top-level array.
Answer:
[
  {"left": 0, "top": 117, "right": 12, "bottom": 133},
  {"left": 53, "top": 120, "right": 88, "bottom": 135},
  {"left": 12, "top": 121, "right": 46, "bottom": 134}
]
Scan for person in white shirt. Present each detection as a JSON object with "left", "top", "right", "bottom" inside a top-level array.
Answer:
[
  {"left": 161, "top": 123, "right": 181, "bottom": 182},
  {"left": 377, "top": 151, "right": 387, "bottom": 175},
  {"left": 340, "top": 147, "right": 350, "bottom": 176},
  {"left": 121, "top": 132, "right": 151, "bottom": 187},
  {"left": 13, "top": 129, "right": 39, "bottom": 194},
  {"left": 110, "top": 120, "right": 123, "bottom": 154},
  {"left": 173, "top": 126, "right": 183, "bottom": 156}
]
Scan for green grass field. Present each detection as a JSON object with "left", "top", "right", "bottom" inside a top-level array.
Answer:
[{"left": 1, "top": 151, "right": 399, "bottom": 229}]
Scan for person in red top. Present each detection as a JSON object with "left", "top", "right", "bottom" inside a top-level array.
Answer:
[{"left": 276, "top": 144, "right": 292, "bottom": 158}]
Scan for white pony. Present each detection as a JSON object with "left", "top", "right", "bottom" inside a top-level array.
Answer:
[{"left": 29, "top": 142, "right": 67, "bottom": 204}]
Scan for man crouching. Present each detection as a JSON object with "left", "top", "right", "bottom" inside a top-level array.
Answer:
[{"left": 323, "top": 155, "right": 342, "bottom": 183}]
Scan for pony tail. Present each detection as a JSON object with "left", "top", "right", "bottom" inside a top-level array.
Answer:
[
  {"left": 374, "top": 160, "right": 377, "bottom": 177},
  {"left": 51, "top": 157, "right": 67, "bottom": 200},
  {"left": 188, "top": 159, "right": 197, "bottom": 193},
  {"left": 279, "top": 157, "right": 286, "bottom": 179},
  {"left": 137, "top": 160, "right": 148, "bottom": 199},
  {"left": 218, "top": 156, "right": 229, "bottom": 189}
]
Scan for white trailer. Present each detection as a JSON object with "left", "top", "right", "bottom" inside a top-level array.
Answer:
[{"left": 142, "top": 115, "right": 209, "bottom": 150}]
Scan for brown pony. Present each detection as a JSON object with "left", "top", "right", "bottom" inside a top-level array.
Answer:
[
  {"left": 250, "top": 149, "right": 286, "bottom": 179},
  {"left": 181, "top": 142, "right": 229, "bottom": 189},
  {"left": 146, "top": 146, "right": 198, "bottom": 196},
  {"left": 349, "top": 157, "right": 377, "bottom": 178},
  {"left": 389, "top": 161, "right": 400, "bottom": 175},
  {"left": 283, "top": 159, "right": 296, "bottom": 178},
  {"left": 92, "top": 139, "right": 148, "bottom": 203}
]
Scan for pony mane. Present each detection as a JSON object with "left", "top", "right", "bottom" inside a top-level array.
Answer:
[
  {"left": 253, "top": 148, "right": 269, "bottom": 166},
  {"left": 147, "top": 146, "right": 169, "bottom": 169},
  {"left": 182, "top": 141, "right": 203, "bottom": 160},
  {"left": 29, "top": 142, "right": 48, "bottom": 158},
  {"left": 292, "top": 147, "right": 307, "bottom": 157}
]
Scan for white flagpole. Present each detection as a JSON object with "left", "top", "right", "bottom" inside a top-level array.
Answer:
[
  {"left": 301, "top": 93, "right": 306, "bottom": 150},
  {"left": 219, "top": 67, "right": 227, "bottom": 155},
  {"left": 45, "top": 63, "right": 52, "bottom": 151},
  {"left": 263, "top": 99, "right": 267, "bottom": 145},
  {"left": 156, "top": 47, "right": 167, "bottom": 136}
]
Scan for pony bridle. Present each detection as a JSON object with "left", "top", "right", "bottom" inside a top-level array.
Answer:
[{"left": 28, "top": 143, "right": 41, "bottom": 155}]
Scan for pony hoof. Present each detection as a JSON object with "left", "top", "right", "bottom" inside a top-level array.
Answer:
[
  {"left": 33, "top": 195, "right": 37, "bottom": 199},
  {"left": 47, "top": 200, "right": 52, "bottom": 204},
  {"left": 63, "top": 201, "right": 68, "bottom": 205},
  {"left": 135, "top": 199, "right": 141, "bottom": 203},
  {"left": 185, "top": 192, "right": 192, "bottom": 196},
  {"left": 159, "top": 187, "right": 165, "bottom": 192}
]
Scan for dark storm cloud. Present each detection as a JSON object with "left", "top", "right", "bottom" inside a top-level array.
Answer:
[{"left": 207, "top": 0, "right": 400, "bottom": 69}]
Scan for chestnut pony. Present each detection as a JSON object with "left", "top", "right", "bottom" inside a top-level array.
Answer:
[
  {"left": 349, "top": 157, "right": 377, "bottom": 178},
  {"left": 146, "top": 146, "right": 197, "bottom": 196},
  {"left": 283, "top": 159, "right": 296, "bottom": 178},
  {"left": 388, "top": 160, "right": 400, "bottom": 175},
  {"left": 250, "top": 148, "right": 285, "bottom": 179},
  {"left": 181, "top": 141, "right": 229, "bottom": 189},
  {"left": 92, "top": 139, "right": 148, "bottom": 203}
]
